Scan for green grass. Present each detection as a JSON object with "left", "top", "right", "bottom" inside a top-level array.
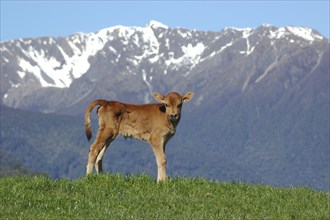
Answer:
[{"left": 0, "top": 174, "right": 329, "bottom": 219}]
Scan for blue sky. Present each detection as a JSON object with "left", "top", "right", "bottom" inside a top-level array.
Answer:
[{"left": 1, "top": 1, "right": 329, "bottom": 42}]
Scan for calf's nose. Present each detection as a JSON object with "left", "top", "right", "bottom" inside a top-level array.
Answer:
[{"left": 170, "top": 114, "right": 179, "bottom": 120}]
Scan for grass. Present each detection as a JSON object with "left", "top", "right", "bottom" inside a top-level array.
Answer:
[{"left": 0, "top": 174, "right": 329, "bottom": 219}]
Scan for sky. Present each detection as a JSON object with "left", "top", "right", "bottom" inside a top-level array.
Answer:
[{"left": 1, "top": 1, "right": 329, "bottom": 42}]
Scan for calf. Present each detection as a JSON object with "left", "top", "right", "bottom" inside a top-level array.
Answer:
[{"left": 85, "top": 92, "right": 194, "bottom": 182}]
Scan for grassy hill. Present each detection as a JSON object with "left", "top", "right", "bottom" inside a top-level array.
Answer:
[{"left": 0, "top": 174, "right": 329, "bottom": 219}]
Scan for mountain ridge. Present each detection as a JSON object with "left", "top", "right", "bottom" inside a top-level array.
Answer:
[{"left": 1, "top": 22, "right": 327, "bottom": 114}]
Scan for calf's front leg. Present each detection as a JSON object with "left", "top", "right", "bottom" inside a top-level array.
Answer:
[{"left": 149, "top": 136, "right": 167, "bottom": 183}]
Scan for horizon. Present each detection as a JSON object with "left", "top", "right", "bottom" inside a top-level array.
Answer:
[
  {"left": 0, "top": 19, "right": 328, "bottom": 43},
  {"left": 1, "top": 1, "right": 329, "bottom": 42}
]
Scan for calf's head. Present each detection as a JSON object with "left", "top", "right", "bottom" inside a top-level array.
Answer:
[{"left": 153, "top": 92, "right": 194, "bottom": 121}]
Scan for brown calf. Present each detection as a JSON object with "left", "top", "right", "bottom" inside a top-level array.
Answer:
[{"left": 85, "top": 92, "right": 194, "bottom": 182}]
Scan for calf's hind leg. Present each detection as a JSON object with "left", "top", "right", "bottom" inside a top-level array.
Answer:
[
  {"left": 86, "top": 127, "right": 115, "bottom": 175},
  {"left": 95, "top": 138, "right": 112, "bottom": 174}
]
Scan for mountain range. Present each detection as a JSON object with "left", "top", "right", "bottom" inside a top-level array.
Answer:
[{"left": 0, "top": 21, "right": 329, "bottom": 191}]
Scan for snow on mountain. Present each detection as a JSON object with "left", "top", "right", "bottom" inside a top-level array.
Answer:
[
  {"left": 0, "top": 21, "right": 170, "bottom": 89},
  {"left": 147, "top": 20, "right": 169, "bottom": 29},
  {"left": 165, "top": 43, "right": 205, "bottom": 69},
  {"left": 268, "top": 26, "right": 324, "bottom": 42},
  {"left": 1, "top": 34, "right": 108, "bottom": 88}
]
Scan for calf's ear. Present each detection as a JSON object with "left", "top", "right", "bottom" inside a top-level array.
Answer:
[
  {"left": 153, "top": 92, "right": 165, "bottom": 103},
  {"left": 182, "top": 92, "right": 194, "bottom": 102}
]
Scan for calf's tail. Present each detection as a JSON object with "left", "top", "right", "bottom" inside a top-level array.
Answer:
[{"left": 84, "top": 100, "right": 108, "bottom": 141}]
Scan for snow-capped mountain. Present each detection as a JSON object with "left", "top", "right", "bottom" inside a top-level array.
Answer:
[
  {"left": 0, "top": 21, "right": 327, "bottom": 113},
  {"left": 1, "top": 21, "right": 329, "bottom": 190}
]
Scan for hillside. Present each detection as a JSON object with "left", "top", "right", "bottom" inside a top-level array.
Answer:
[
  {"left": 0, "top": 175, "right": 329, "bottom": 219},
  {"left": 0, "top": 105, "right": 85, "bottom": 178},
  {"left": 1, "top": 102, "right": 329, "bottom": 191}
]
